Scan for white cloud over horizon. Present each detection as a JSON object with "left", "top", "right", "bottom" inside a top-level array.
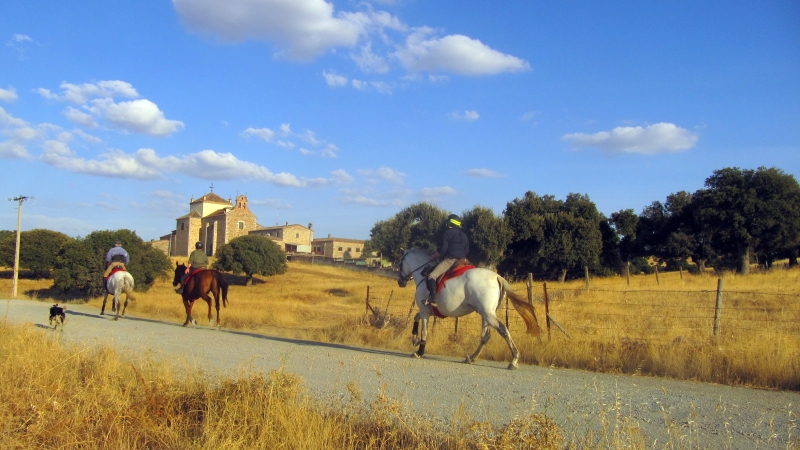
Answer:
[
  {"left": 420, "top": 185, "right": 457, "bottom": 199},
  {"left": 243, "top": 123, "right": 340, "bottom": 157},
  {"left": 562, "top": 123, "right": 699, "bottom": 155}
]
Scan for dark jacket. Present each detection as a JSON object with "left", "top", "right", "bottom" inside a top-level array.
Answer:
[{"left": 439, "top": 227, "right": 469, "bottom": 259}]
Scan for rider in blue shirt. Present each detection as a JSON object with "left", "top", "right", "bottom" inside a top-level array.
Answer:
[{"left": 104, "top": 241, "right": 129, "bottom": 277}]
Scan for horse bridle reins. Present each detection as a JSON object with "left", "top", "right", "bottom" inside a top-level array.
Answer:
[{"left": 397, "top": 252, "right": 432, "bottom": 286}]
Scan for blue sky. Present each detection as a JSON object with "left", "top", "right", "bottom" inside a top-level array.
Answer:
[{"left": 1, "top": 0, "right": 798, "bottom": 241}]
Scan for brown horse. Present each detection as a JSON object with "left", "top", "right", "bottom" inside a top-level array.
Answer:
[{"left": 172, "top": 262, "right": 229, "bottom": 327}]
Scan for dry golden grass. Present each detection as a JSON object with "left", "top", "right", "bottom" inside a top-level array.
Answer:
[
  {"left": 2, "top": 261, "right": 799, "bottom": 390},
  {"left": 0, "top": 323, "right": 564, "bottom": 449}
]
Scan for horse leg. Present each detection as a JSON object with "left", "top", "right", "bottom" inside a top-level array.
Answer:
[
  {"left": 101, "top": 292, "right": 108, "bottom": 315},
  {"left": 182, "top": 298, "right": 194, "bottom": 326},
  {"left": 483, "top": 313, "right": 520, "bottom": 369},
  {"left": 411, "top": 312, "right": 421, "bottom": 347},
  {"left": 412, "top": 317, "right": 428, "bottom": 358},
  {"left": 465, "top": 319, "right": 493, "bottom": 364},
  {"left": 211, "top": 287, "right": 221, "bottom": 328},
  {"left": 113, "top": 290, "right": 121, "bottom": 321},
  {"left": 199, "top": 293, "right": 214, "bottom": 326}
]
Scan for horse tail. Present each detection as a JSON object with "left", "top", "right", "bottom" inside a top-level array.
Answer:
[
  {"left": 217, "top": 271, "right": 229, "bottom": 308},
  {"left": 498, "top": 277, "right": 541, "bottom": 336}
]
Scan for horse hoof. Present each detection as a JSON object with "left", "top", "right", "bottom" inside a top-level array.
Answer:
[
  {"left": 464, "top": 356, "right": 474, "bottom": 364},
  {"left": 507, "top": 363, "right": 518, "bottom": 370},
  {"left": 411, "top": 337, "right": 420, "bottom": 346},
  {"left": 100, "top": 312, "right": 104, "bottom": 316},
  {"left": 113, "top": 317, "right": 119, "bottom": 321},
  {"left": 411, "top": 352, "right": 421, "bottom": 359}
]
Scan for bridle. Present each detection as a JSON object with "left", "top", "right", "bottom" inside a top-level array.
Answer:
[{"left": 397, "top": 251, "right": 431, "bottom": 286}]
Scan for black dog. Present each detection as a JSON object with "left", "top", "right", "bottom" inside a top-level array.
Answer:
[{"left": 49, "top": 303, "right": 66, "bottom": 329}]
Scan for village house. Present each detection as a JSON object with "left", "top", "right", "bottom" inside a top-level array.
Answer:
[
  {"left": 249, "top": 222, "right": 314, "bottom": 253},
  {"left": 311, "top": 235, "right": 365, "bottom": 260}
]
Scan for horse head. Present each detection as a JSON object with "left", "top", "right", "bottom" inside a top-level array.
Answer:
[
  {"left": 397, "top": 248, "right": 430, "bottom": 288},
  {"left": 173, "top": 261, "right": 187, "bottom": 287}
]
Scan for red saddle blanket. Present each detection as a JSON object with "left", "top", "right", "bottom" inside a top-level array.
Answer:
[
  {"left": 436, "top": 265, "right": 476, "bottom": 293},
  {"left": 185, "top": 268, "right": 206, "bottom": 283},
  {"left": 104, "top": 267, "right": 126, "bottom": 282}
]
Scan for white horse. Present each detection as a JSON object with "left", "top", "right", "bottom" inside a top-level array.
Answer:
[
  {"left": 397, "top": 248, "right": 541, "bottom": 369},
  {"left": 101, "top": 270, "right": 135, "bottom": 321}
]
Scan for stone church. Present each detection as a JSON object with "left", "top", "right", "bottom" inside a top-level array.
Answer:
[{"left": 162, "top": 192, "right": 260, "bottom": 257}]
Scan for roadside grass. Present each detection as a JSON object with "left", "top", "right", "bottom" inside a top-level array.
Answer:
[
  {"left": 1, "top": 261, "right": 799, "bottom": 390},
  {"left": 0, "top": 323, "right": 566, "bottom": 449}
]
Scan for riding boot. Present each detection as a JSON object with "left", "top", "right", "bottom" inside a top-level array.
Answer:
[{"left": 425, "top": 278, "right": 437, "bottom": 306}]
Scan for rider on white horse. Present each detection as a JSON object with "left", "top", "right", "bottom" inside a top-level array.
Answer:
[
  {"left": 425, "top": 214, "right": 469, "bottom": 306},
  {"left": 103, "top": 240, "right": 129, "bottom": 278}
]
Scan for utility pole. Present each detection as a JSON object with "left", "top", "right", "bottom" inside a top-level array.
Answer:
[{"left": 9, "top": 195, "right": 31, "bottom": 299}]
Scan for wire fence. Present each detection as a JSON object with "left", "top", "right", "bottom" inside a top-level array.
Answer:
[{"left": 363, "top": 275, "right": 800, "bottom": 344}]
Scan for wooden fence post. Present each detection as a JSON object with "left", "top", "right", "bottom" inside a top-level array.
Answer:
[
  {"left": 543, "top": 282, "right": 551, "bottom": 341},
  {"left": 454, "top": 317, "right": 459, "bottom": 336},
  {"left": 713, "top": 278, "right": 724, "bottom": 336},
  {"left": 527, "top": 273, "right": 534, "bottom": 306},
  {"left": 655, "top": 265, "right": 660, "bottom": 285},
  {"left": 584, "top": 266, "right": 590, "bottom": 289},
  {"left": 626, "top": 262, "right": 630, "bottom": 287},
  {"left": 505, "top": 294, "right": 509, "bottom": 329},
  {"left": 679, "top": 266, "right": 683, "bottom": 280}
]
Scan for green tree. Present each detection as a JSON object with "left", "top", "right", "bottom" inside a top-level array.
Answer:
[
  {"left": 53, "top": 229, "right": 171, "bottom": 296},
  {"left": 459, "top": 206, "right": 511, "bottom": 268},
  {"left": 0, "top": 229, "right": 73, "bottom": 278},
  {"left": 500, "top": 192, "right": 603, "bottom": 281},
  {"left": 213, "top": 235, "right": 287, "bottom": 286},
  {"left": 368, "top": 203, "right": 449, "bottom": 263},
  {"left": 609, "top": 209, "right": 639, "bottom": 268},
  {"left": 694, "top": 167, "right": 800, "bottom": 274}
]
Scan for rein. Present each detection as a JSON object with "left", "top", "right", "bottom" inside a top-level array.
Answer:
[{"left": 398, "top": 252, "right": 432, "bottom": 286}]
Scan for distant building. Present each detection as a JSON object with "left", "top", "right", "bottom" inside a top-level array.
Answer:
[
  {"left": 162, "top": 192, "right": 260, "bottom": 257},
  {"left": 311, "top": 235, "right": 365, "bottom": 260},
  {"left": 249, "top": 222, "right": 314, "bottom": 253}
]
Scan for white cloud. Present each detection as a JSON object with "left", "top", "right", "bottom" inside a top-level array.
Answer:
[
  {"left": 40, "top": 143, "right": 162, "bottom": 179},
  {"left": 0, "top": 140, "right": 29, "bottom": 158},
  {"left": 0, "top": 106, "right": 28, "bottom": 127},
  {"left": 351, "top": 79, "right": 368, "bottom": 90},
  {"left": 465, "top": 168, "right": 506, "bottom": 178},
  {"left": 394, "top": 27, "right": 530, "bottom": 75},
  {"left": 563, "top": 122, "right": 699, "bottom": 155},
  {"left": 64, "top": 106, "right": 98, "bottom": 128},
  {"left": 323, "top": 70, "right": 348, "bottom": 87},
  {"left": 420, "top": 186, "right": 457, "bottom": 199},
  {"left": 449, "top": 110, "right": 479, "bottom": 121},
  {"left": 11, "top": 34, "right": 32, "bottom": 43},
  {"left": 0, "top": 87, "right": 18, "bottom": 102},
  {"left": 330, "top": 169, "right": 354, "bottom": 184},
  {"left": 357, "top": 166, "right": 405, "bottom": 184},
  {"left": 72, "top": 129, "right": 102, "bottom": 144},
  {"left": 351, "top": 43, "right": 389, "bottom": 73},
  {"left": 37, "top": 81, "right": 138, "bottom": 104},
  {"left": 520, "top": 110, "right": 539, "bottom": 122},
  {"left": 241, "top": 127, "right": 276, "bottom": 141},
  {"left": 92, "top": 98, "right": 184, "bottom": 136},
  {"left": 173, "top": 0, "right": 366, "bottom": 60},
  {"left": 276, "top": 140, "right": 295, "bottom": 149}
]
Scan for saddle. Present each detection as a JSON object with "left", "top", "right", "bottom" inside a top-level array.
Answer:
[
  {"left": 183, "top": 268, "right": 206, "bottom": 284},
  {"left": 422, "top": 258, "right": 476, "bottom": 293}
]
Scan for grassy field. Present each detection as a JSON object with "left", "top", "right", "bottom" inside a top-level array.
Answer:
[{"left": 2, "top": 260, "right": 799, "bottom": 390}]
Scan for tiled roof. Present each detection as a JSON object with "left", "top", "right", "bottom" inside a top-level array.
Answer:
[
  {"left": 176, "top": 211, "right": 202, "bottom": 219},
  {"left": 190, "top": 192, "right": 230, "bottom": 205}
]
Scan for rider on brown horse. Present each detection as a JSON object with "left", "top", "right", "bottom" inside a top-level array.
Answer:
[{"left": 177, "top": 241, "right": 208, "bottom": 294}]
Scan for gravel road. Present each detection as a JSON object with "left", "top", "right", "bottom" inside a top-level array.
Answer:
[{"left": 3, "top": 299, "right": 798, "bottom": 449}]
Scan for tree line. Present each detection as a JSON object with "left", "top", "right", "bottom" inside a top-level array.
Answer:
[
  {"left": 365, "top": 167, "right": 800, "bottom": 279},
  {"left": 0, "top": 229, "right": 286, "bottom": 297}
]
